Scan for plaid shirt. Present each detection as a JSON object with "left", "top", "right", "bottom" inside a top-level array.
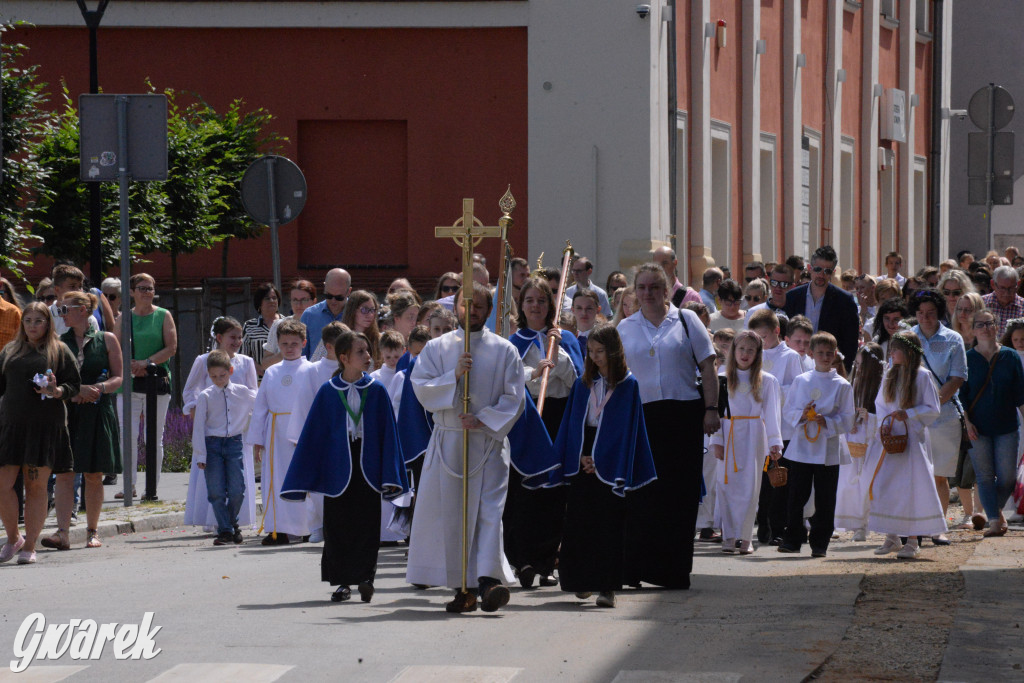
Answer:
[
  {"left": 981, "top": 292, "right": 1024, "bottom": 337},
  {"left": 0, "top": 298, "right": 21, "bottom": 347}
]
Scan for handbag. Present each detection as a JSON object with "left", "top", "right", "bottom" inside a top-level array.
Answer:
[
  {"left": 130, "top": 320, "right": 172, "bottom": 396},
  {"left": 678, "top": 309, "right": 729, "bottom": 418},
  {"left": 879, "top": 413, "right": 908, "bottom": 454}
]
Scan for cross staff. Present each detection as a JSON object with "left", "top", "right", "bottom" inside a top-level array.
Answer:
[{"left": 434, "top": 198, "right": 501, "bottom": 596}]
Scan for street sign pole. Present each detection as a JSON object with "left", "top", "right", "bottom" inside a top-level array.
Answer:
[
  {"left": 264, "top": 156, "right": 282, "bottom": 296},
  {"left": 116, "top": 95, "right": 134, "bottom": 506},
  {"left": 986, "top": 84, "right": 995, "bottom": 249}
]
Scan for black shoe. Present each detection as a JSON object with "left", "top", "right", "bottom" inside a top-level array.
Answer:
[
  {"left": 103, "top": 474, "right": 117, "bottom": 486},
  {"left": 538, "top": 574, "right": 558, "bottom": 587},
  {"left": 810, "top": 547, "right": 827, "bottom": 558},
  {"left": 412, "top": 583, "right": 432, "bottom": 590},
  {"left": 480, "top": 583, "right": 511, "bottom": 612},
  {"left": 777, "top": 544, "right": 800, "bottom": 553},
  {"left": 357, "top": 581, "right": 374, "bottom": 603},
  {"left": 698, "top": 527, "right": 723, "bottom": 543},
  {"left": 518, "top": 565, "right": 537, "bottom": 589},
  {"left": 445, "top": 590, "right": 478, "bottom": 613},
  {"left": 261, "top": 533, "right": 289, "bottom": 546},
  {"left": 232, "top": 527, "right": 243, "bottom": 544},
  {"left": 331, "top": 586, "right": 351, "bottom": 602},
  {"left": 213, "top": 532, "right": 233, "bottom": 546},
  {"left": 300, "top": 535, "right": 310, "bottom": 543},
  {"left": 769, "top": 537, "right": 784, "bottom": 546}
]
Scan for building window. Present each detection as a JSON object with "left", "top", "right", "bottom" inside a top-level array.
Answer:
[
  {"left": 840, "top": 136, "right": 856, "bottom": 270},
  {"left": 711, "top": 120, "right": 732, "bottom": 271},
  {"left": 880, "top": 0, "right": 900, "bottom": 30},
  {"left": 802, "top": 128, "right": 823, "bottom": 258},
  {"left": 759, "top": 133, "right": 777, "bottom": 264}
]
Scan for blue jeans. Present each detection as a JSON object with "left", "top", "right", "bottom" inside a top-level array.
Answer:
[
  {"left": 968, "top": 431, "right": 1019, "bottom": 519},
  {"left": 203, "top": 435, "right": 245, "bottom": 534}
]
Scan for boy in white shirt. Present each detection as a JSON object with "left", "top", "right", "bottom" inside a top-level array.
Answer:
[
  {"left": 785, "top": 315, "right": 815, "bottom": 372},
  {"left": 777, "top": 332, "right": 855, "bottom": 557},
  {"left": 193, "top": 350, "right": 258, "bottom": 546},
  {"left": 749, "top": 309, "right": 806, "bottom": 545},
  {"left": 371, "top": 330, "right": 405, "bottom": 389}
]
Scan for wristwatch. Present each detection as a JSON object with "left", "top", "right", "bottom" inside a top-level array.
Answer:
[{"left": 705, "top": 405, "right": 718, "bottom": 411}]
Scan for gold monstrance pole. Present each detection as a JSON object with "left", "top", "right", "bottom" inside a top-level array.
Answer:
[
  {"left": 494, "top": 187, "right": 517, "bottom": 337},
  {"left": 435, "top": 198, "right": 502, "bottom": 595}
]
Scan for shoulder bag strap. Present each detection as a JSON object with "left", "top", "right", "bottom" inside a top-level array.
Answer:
[
  {"left": 967, "top": 352, "right": 1000, "bottom": 419},
  {"left": 677, "top": 309, "right": 701, "bottom": 367}
]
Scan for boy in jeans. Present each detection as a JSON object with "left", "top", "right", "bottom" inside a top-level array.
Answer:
[{"left": 193, "top": 350, "right": 257, "bottom": 545}]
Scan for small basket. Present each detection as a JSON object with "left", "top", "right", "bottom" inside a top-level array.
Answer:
[
  {"left": 848, "top": 441, "right": 868, "bottom": 458},
  {"left": 880, "top": 414, "right": 908, "bottom": 454},
  {"left": 767, "top": 460, "right": 788, "bottom": 488}
]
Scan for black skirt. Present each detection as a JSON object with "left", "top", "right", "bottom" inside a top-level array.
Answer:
[
  {"left": 559, "top": 426, "right": 625, "bottom": 592},
  {"left": 321, "top": 439, "right": 380, "bottom": 586},
  {"left": 502, "top": 395, "right": 567, "bottom": 576},
  {"left": 623, "top": 398, "right": 704, "bottom": 589}
]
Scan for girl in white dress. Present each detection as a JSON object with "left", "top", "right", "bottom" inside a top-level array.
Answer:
[
  {"left": 710, "top": 331, "right": 783, "bottom": 554},
  {"left": 835, "top": 343, "right": 885, "bottom": 540},
  {"left": 181, "top": 317, "right": 259, "bottom": 531},
  {"left": 868, "top": 332, "right": 946, "bottom": 559}
]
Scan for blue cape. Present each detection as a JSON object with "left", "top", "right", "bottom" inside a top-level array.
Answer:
[
  {"left": 395, "top": 356, "right": 433, "bottom": 464},
  {"left": 551, "top": 374, "right": 658, "bottom": 497},
  {"left": 507, "top": 392, "right": 561, "bottom": 486},
  {"left": 395, "top": 350, "right": 412, "bottom": 374},
  {"left": 510, "top": 328, "right": 584, "bottom": 377},
  {"left": 281, "top": 373, "right": 409, "bottom": 501}
]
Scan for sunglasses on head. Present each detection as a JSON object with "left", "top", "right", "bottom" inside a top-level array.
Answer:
[
  {"left": 811, "top": 266, "right": 834, "bottom": 275},
  {"left": 769, "top": 279, "right": 792, "bottom": 289}
]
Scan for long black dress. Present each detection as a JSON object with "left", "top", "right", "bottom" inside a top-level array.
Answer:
[{"left": 322, "top": 439, "right": 379, "bottom": 586}]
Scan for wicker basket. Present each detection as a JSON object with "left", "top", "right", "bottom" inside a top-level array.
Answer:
[
  {"left": 880, "top": 414, "right": 908, "bottom": 454},
  {"left": 767, "top": 459, "right": 788, "bottom": 488},
  {"left": 848, "top": 441, "right": 868, "bottom": 458}
]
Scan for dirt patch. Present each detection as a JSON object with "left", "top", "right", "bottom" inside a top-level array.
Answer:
[{"left": 807, "top": 528, "right": 981, "bottom": 682}]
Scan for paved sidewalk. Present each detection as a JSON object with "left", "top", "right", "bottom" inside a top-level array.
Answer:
[{"left": 938, "top": 532, "right": 1024, "bottom": 682}]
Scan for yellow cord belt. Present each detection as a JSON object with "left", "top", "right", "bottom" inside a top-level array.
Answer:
[
  {"left": 257, "top": 411, "right": 290, "bottom": 539},
  {"left": 723, "top": 416, "right": 761, "bottom": 484}
]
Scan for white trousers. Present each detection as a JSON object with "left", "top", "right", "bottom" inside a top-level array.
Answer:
[{"left": 117, "top": 392, "right": 171, "bottom": 487}]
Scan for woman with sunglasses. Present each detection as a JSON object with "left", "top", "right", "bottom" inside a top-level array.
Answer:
[
  {"left": 742, "top": 279, "right": 768, "bottom": 311},
  {"left": 936, "top": 270, "right": 975, "bottom": 328},
  {"left": 42, "top": 292, "right": 123, "bottom": 550},
  {"left": 432, "top": 272, "right": 461, "bottom": 302},
  {"left": 960, "top": 308, "right": 1024, "bottom": 538},
  {"left": 952, "top": 292, "right": 987, "bottom": 350},
  {"left": 35, "top": 278, "right": 56, "bottom": 307},
  {"left": 342, "top": 291, "right": 382, "bottom": 368},
  {"left": 262, "top": 280, "right": 317, "bottom": 369},
  {"left": 708, "top": 279, "right": 745, "bottom": 334}
]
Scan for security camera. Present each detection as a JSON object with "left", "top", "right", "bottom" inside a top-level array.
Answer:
[
  {"left": 943, "top": 107, "right": 968, "bottom": 121},
  {"left": 636, "top": 4, "right": 651, "bottom": 19}
]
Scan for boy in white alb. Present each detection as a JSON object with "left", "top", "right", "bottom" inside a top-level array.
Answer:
[
  {"left": 778, "top": 331, "right": 855, "bottom": 557},
  {"left": 749, "top": 309, "right": 806, "bottom": 545},
  {"left": 246, "top": 319, "right": 312, "bottom": 545},
  {"left": 371, "top": 330, "right": 405, "bottom": 391},
  {"left": 192, "top": 350, "right": 258, "bottom": 546},
  {"left": 287, "top": 322, "right": 347, "bottom": 543},
  {"left": 785, "top": 315, "right": 815, "bottom": 372}
]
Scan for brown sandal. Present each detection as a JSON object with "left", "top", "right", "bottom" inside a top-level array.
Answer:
[
  {"left": 41, "top": 529, "right": 71, "bottom": 551},
  {"left": 86, "top": 530, "right": 102, "bottom": 548}
]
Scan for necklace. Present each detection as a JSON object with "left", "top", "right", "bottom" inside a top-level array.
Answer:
[{"left": 639, "top": 312, "right": 669, "bottom": 357}]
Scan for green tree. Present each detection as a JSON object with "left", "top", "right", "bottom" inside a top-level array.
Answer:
[
  {"left": 29, "top": 88, "right": 169, "bottom": 269},
  {"left": 0, "top": 25, "right": 47, "bottom": 278}
]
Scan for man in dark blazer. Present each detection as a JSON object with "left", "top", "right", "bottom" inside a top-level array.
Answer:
[{"left": 783, "top": 245, "right": 859, "bottom": 371}]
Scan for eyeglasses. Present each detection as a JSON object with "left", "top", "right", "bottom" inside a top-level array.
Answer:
[
  {"left": 811, "top": 266, "right": 835, "bottom": 275},
  {"left": 134, "top": 286, "right": 155, "bottom": 292},
  {"left": 571, "top": 268, "right": 589, "bottom": 274},
  {"left": 105, "top": 292, "right": 120, "bottom": 301},
  {"left": 973, "top": 321, "right": 997, "bottom": 329},
  {"left": 41, "top": 295, "right": 57, "bottom": 303},
  {"left": 743, "top": 295, "right": 763, "bottom": 302},
  {"left": 720, "top": 298, "right": 740, "bottom": 305},
  {"left": 440, "top": 285, "right": 460, "bottom": 294},
  {"left": 769, "top": 279, "right": 792, "bottom": 289},
  {"left": 290, "top": 297, "right": 312, "bottom": 306},
  {"left": 942, "top": 289, "right": 962, "bottom": 297},
  {"left": 358, "top": 306, "right": 377, "bottom": 316},
  {"left": 323, "top": 293, "right": 347, "bottom": 302},
  {"left": 55, "top": 304, "right": 85, "bottom": 316}
]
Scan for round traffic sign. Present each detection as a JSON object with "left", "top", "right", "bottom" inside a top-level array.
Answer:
[
  {"left": 968, "top": 85, "right": 1015, "bottom": 131},
  {"left": 240, "top": 155, "right": 307, "bottom": 226}
]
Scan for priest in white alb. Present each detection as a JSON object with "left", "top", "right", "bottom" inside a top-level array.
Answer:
[{"left": 406, "top": 282, "right": 526, "bottom": 613}]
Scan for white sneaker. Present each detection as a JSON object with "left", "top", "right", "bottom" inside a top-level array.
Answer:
[
  {"left": 874, "top": 535, "right": 903, "bottom": 555},
  {"left": 308, "top": 528, "right": 324, "bottom": 543},
  {"left": 852, "top": 528, "right": 867, "bottom": 542},
  {"left": 738, "top": 540, "right": 754, "bottom": 555},
  {"left": 896, "top": 542, "right": 920, "bottom": 559},
  {"left": 831, "top": 531, "right": 840, "bottom": 539}
]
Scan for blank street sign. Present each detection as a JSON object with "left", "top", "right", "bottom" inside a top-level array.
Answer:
[{"left": 79, "top": 94, "right": 168, "bottom": 182}]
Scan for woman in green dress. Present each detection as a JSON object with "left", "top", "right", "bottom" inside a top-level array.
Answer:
[
  {"left": 43, "top": 291, "right": 123, "bottom": 550},
  {"left": 0, "top": 302, "right": 80, "bottom": 565}
]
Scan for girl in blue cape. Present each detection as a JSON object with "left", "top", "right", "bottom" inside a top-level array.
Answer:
[
  {"left": 282, "top": 331, "right": 408, "bottom": 604},
  {"left": 554, "top": 324, "right": 657, "bottom": 608}
]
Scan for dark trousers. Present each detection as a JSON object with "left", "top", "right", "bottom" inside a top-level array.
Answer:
[
  {"left": 756, "top": 440, "right": 790, "bottom": 542},
  {"left": 783, "top": 460, "right": 840, "bottom": 551}
]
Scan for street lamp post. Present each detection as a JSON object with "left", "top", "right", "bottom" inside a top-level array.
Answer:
[{"left": 76, "top": 0, "right": 110, "bottom": 283}]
